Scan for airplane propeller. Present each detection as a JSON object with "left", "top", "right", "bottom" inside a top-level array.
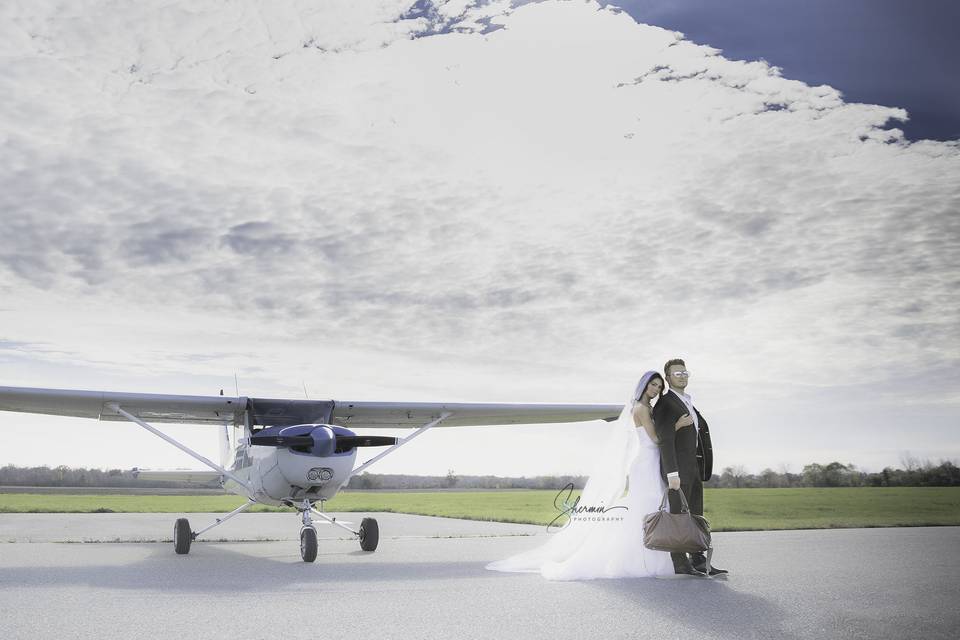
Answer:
[{"left": 249, "top": 424, "right": 396, "bottom": 455}]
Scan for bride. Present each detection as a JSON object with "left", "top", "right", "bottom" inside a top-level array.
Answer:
[{"left": 486, "top": 371, "right": 691, "bottom": 579}]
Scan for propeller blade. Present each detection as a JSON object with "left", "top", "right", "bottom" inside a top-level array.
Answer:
[
  {"left": 334, "top": 435, "right": 397, "bottom": 453},
  {"left": 249, "top": 434, "right": 314, "bottom": 447},
  {"left": 249, "top": 428, "right": 397, "bottom": 454}
]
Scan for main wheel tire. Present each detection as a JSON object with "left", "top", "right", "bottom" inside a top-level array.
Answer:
[
  {"left": 359, "top": 517, "right": 379, "bottom": 552},
  {"left": 174, "top": 518, "right": 192, "bottom": 555},
  {"left": 300, "top": 526, "right": 318, "bottom": 563}
]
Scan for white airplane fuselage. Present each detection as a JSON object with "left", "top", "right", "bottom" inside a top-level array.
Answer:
[{"left": 221, "top": 426, "right": 359, "bottom": 506}]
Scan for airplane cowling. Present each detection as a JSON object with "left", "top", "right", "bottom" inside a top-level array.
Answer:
[{"left": 249, "top": 424, "right": 396, "bottom": 457}]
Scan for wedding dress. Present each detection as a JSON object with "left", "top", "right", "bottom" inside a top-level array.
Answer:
[{"left": 486, "top": 375, "right": 673, "bottom": 580}]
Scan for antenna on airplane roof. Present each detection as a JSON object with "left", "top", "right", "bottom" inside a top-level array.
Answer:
[
  {"left": 302, "top": 381, "right": 310, "bottom": 399},
  {"left": 234, "top": 373, "right": 240, "bottom": 397}
]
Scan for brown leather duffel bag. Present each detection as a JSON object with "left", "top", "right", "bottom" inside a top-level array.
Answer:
[{"left": 643, "top": 488, "right": 713, "bottom": 574}]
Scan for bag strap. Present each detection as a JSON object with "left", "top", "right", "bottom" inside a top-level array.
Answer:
[{"left": 660, "top": 488, "right": 691, "bottom": 513}]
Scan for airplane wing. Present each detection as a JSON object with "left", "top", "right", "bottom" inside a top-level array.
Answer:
[
  {"left": 130, "top": 468, "right": 222, "bottom": 485},
  {"left": 0, "top": 386, "right": 246, "bottom": 425},
  {"left": 329, "top": 400, "right": 622, "bottom": 428},
  {"left": 0, "top": 385, "right": 622, "bottom": 428}
]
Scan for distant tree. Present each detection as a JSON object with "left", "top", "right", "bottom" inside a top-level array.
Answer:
[
  {"left": 444, "top": 469, "right": 458, "bottom": 488},
  {"left": 929, "top": 460, "right": 960, "bottom": 486},
  {"left": 900, "top": 451, "right": 921, "bottom": 472},
  {"left": 350, "top": 472, "right": 381, "bottom": 490},
  {"left": 718, "top": 466, "right": 749, "bottom": 488},
  {"left": 846, "top": 463, "right": 864, "bottom": 487},
  {"left": 802, "top": 463, "right": 825, "bottom": 486},
  {"left": 822, "top": 462, "right": 848, "bottom": 487},
  {"left": 759, "top": 468, "right": 781, "bottom": 488},
  {"left": 730, "top": 465, "right": 749, "bottom": 488}
]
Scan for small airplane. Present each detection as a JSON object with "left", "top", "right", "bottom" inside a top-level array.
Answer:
[{"left": 0, "top": 385, "right": 620, "bottom": 561}]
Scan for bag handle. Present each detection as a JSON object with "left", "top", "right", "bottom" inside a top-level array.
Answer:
[{"left": 658, "top": 487, "right": 691, "bottom": 514}]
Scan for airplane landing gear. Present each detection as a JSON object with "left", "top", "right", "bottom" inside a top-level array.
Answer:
[
  {"left": 300, "top": 526, "right": 318, "bottom": 562},
  {"left": 173, "top": 500, "right": 255, "bottom": 556},
  {"left": 299, "top": 500, "right": 320, "bottom": 563},
  {"left": 359, "top": 517, "right": 379, "bottom": 551},
  {"left": 300, "top": 499, "right": 378, "bottom": 559},
  {"left": 174, "top": 518, "right": 193, "bottom": 554}
]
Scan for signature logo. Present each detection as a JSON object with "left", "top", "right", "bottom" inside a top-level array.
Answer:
[{"left": 547, "top": 482, "right": 628, "bottom": 532}]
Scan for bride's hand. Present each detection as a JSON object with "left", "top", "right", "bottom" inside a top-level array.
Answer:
[{"left": 675, "top": 413, "right": 694, "bottom": 430}]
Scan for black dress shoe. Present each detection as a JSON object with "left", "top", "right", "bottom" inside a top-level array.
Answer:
[
  {"left": 693, "top": 563, "right": 729, "bottom": 576},
  {"left": 674, "top": 560, "right": 707, "bottom": 577}
]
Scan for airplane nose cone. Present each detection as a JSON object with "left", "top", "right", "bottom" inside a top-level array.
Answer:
[{"left": 309, "top": 425, "right": 336, "bottom": 456}]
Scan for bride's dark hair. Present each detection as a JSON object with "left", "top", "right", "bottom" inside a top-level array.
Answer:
[{"left": 634, "top": 371, "right": 666, "bottom": 404}]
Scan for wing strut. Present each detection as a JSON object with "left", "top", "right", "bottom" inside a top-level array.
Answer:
[
  {"left": 348, "top": 412, "right": 452, "bottom": 479},
  {"left": 107, "top": 403, "right": 255, "bottom": 496},
  {"left": 193, "top": 500, "right": 256, "bottom": 539}
]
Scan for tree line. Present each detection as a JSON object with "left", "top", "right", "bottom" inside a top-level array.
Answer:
[
  {"left": 1, "top": 459, "right": 957, "bottom": 490},
  {"left": 0, "top": 465, "right": 158, "bottom": 488},
  {"left": 704, "top": 460, "right": 960, "bottom": 488}
]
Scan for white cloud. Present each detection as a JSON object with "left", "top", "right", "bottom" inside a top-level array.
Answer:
[{"left": 0, "top": 0, "right": 957, "bottom": 475}]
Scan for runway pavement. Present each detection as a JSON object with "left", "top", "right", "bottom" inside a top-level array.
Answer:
[{"left": 0, "top": 513, "right": 957, "bottom": 640}]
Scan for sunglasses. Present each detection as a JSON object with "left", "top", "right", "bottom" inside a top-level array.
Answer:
[{"left": 670, "top": 371, "right": 690, "bottom": 378}]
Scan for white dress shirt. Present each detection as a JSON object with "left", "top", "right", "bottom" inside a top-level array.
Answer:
[
  {"left": 666, "top": 387, "right": 698, "bottom": 480},
  {"left": 669, "top": 388, "right": 699, "bottom": 435}
]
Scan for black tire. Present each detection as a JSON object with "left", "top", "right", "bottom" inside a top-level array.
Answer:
[
  {"left": 174, "top": 518, "right": 192, "bottom": 555},
  {"left": 300, "top": 526, "right": 318, "bottom": 563},
  {"left": 359, "top": 517, "right": 379, "bottom": 552}
]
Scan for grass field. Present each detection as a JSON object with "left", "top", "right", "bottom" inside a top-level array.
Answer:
[{"left": 0, "top": 488, "right": 958, "bottom": 531}]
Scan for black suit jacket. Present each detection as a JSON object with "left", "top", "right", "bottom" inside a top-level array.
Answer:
[{"left": 652, "top": 390, "right": 714, "bottom": 481}]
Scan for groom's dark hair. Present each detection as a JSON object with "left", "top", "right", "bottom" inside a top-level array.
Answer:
[{"left": 664, "top": 358, "right": 686, "bottom": 375}]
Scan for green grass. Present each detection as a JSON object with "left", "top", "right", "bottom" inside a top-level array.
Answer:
[
  {"left": 0, "top": 494, "right": 291, "bottom": 514},
  {"left": 701, "top": 488, "right": 960, "bottom": 530},
  {"left": 0, "top": 488, "right": 958, "bottom": 531}
]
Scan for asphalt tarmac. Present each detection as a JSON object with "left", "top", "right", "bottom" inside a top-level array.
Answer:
[{"left": 0, "top": 513, "right": 957, "bottom": 640}]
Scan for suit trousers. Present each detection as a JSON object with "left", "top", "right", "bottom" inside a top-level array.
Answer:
[{"left": 667, "top": 470, "right": 703, "bottom": 568}]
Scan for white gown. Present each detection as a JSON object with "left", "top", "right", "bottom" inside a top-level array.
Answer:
[{"left": 486, "top": 416, "right": 673, "bottom": 580}]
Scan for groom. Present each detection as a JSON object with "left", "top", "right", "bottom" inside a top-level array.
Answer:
[{"left": 653, "top": 358, "right": 728, "bottom": 576}]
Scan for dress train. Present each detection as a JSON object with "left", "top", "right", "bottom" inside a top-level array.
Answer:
[{"left": 486, "top": 425, "right": 672, "bottom": 580}]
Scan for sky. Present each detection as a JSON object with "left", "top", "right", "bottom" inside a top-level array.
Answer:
[
  {"left": 0, "top": 0, "right": 957, "bottom": 477},
  {"left": 613, "top": 0, "right": 960, "bottom": 142}
]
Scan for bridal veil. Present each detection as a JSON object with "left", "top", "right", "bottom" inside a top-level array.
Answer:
[{"left": 485, "top": 371, "right": 672, "bottom": 579}]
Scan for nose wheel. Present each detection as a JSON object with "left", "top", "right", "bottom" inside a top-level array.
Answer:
[
  {"left": 297, "top": 500, "right": 380, "bottom": 561},
  {"left": 300, "top": 526, "right": 318, "bottom": 562}
]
